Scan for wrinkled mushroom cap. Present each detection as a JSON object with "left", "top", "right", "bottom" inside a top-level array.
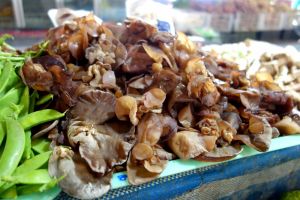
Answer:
[
  {"left": 143, "top": 88, "right": 166, "bottom": 109},
  {"left": 168, "top": 131, "right": 217, "bottom": 159},
  {"left": 67, "top": 119, "right": 135, "bottom": 174},
  {"left": 70, "top": 89, "right": 116, "bottom": 124},
  {"left": 115, "top": 95, "right": 139, "bottom": 125},
  {"left": 49, "top": 146, "right": 111, "bottom": 199}
]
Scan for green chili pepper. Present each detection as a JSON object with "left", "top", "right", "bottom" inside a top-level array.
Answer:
[
  {"left": 1, "top": 169, "right": 52, "bottom": 185},
  {"left": 19, "top": 87, "right": 30, "bottom": 117},
  {"left": 32, "top": 138, "right": 51, "bottom": 154},
  {"left": 0, "top": 119, "right": 25, "bottom": 187},
  {"left": 36, "top": 94, "right": 54, "bottom": 106},
  {"left": 22, "top": 131, "right": 32, "bottom": 160},
  {"left": 19, "top": 109, "right": 64, "bottom": 130}
]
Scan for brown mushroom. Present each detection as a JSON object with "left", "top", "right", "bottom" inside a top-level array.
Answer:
[
  {"left": 48, "top": 146, "right": 111, "bottom": 199},
  {"left": 233, "top": 118, "right": 272, "bottom": 152},
  {"left": 143, "top": 88, "right": 166, "bottom": 110},
  {"left": 197, "top": 118, "right": 219, "bottom": 136},
  {"left": 195, "top": 145, "right": 243, "bottom": 162},
  {"left": 217, "top": 120, "right": 236, "bottom": 143},
  {"left": 67, "top": 119, "right": 135, "bottom": 174},
  {"left": 70, "top": 89, "right": 116, "bottom": 124},
  {"left": 132, "top": 143, "right": 153, "bottom": 161},
  {"left": 185, "top": 57, "right": 208, "bottom": 77},
  {"left": 20, "top": 59, "right": 53, "bottom": 91},
  {"left": 127, "top": 153, "right": 162, "bottom": 185},
  {"left": 178, "top": 104, "right": 195, "bottom": 128},
  {"left": 115, "top": 95, "right": 139, "bottom": 125},
  {"left": 137, "top": 113, "right": 177, "bottom": 145},
  {"left": 152, "top": 69, "right": 181, "bottom": 94},
  {"left": 168, "top": 131, "right": 218, "bottom": 159},
  {"left": 221, "top": 112, "right": 242, "bottom": 130},
  {"left": 274, "top": 116, "right": 300, "bottom": 135},
  {"left": 142, "top": 43, "right": 173, "bottom": 69},
  {"left": 187, "top": 75, "right": 220, "bottom": 107}
]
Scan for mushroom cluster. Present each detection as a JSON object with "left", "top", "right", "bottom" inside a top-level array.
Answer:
[
  {"left": 205, "top": 40, "right": 300, "bottom": 111},
  {"left": 20, "top": 15, "right": 300, "bottom": 199}
]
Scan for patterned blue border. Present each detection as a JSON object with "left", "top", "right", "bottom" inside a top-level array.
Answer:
[{"left": 56, "top": 144, "right": 300, "bottom": 200}]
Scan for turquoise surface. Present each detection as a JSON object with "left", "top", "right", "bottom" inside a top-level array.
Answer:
[{"left": 14, "top": 134, "right": 300, "bottom": 199}]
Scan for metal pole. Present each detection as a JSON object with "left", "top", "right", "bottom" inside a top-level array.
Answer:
[{"left": 11, "top": 0, "right": 26, "bottom": 28}]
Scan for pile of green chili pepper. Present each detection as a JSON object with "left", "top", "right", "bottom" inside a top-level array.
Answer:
[{"left": 0, "top": 35, "right": 64, "bottom": 198}]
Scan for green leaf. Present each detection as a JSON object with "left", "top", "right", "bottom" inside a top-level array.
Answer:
[{"left": 0, "top": 34, "right": 13, "bottom": 46}]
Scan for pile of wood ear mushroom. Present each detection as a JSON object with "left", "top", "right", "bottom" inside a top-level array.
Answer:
[{"left": 20, "top": 15, "right": 300, "bottom": 199}]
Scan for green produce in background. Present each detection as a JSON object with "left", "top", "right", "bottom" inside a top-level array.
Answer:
[{"left": 0, "top": 34, "right": 64, "bottom": 198}]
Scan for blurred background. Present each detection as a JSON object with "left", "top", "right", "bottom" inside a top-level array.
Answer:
[{"left": 1, "top": 0, "right": 300, "bottom": 48}]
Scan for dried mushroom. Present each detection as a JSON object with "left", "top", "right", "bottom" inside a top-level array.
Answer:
[
  {"left": 67, "top": 119, "right": 135, "bottom": 174},
  {"left": 142, "top": 88, "right": 166, "bottom": 110},
  {"left": 233, "top": 118, "right": 273, "bottom": 152},
  {"left": 115, "top": 95, "right": 139, "bottom": 125},
  {"left": 137, "top": 113, "right": 177, "bottom": 145},
  {"left": 19, "top": 14, "right": 300, "bottom": 199},
  {"left": 49, "top": 146, "right": 111, "bottom": 200},
  {"left": 187, "top": 75, "right": 220, "bottom": 107},
  {"left": 275, "top": 116, "right": 300, "bottom": 135},
  {"left": 178, "top": 104, "right": 195, "bottom": 128},
  {"left": 195, "top": 145, "right": 243, "bottom": 162},
  {"left": 168, "top": 131, "right": 217, "bottom": 159},
  {"left": 21, "top": 59, "right": 53, "bottom": 91},
  {"left": 70, "top": 89, "right": 116, "bottom": 124}
]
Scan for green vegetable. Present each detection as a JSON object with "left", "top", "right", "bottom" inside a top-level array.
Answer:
[
  {"left": 1, "top": 169, "right": 52, "bottom": 185},
  {"left": 281, "top": 190, "right": 300, "bottom": 200},
  {"left": 0, "top": 122, "right": 5, "bottom": 147},
  {"left": 0, "top": 151, "right": 52, "bottom": 194},
  {"left": 22, "top": 40, "right": 49, "bottom": 59},
  {"left": 17, "top": 184, "right": 43, "bottom": 195},
  {"left": 36, "top": 94, "right": 54, "bottom": 106},
  {"left": 15, "top": 151, "right": 52, "bottom": 175},
  {"left": 0, "top": 185, "right": 17, "bottom": 199},
  {"left": 19, "top": 87, "right": 30, "bottom": 117},
  {"left": 0, "top": 119, "right": 25, "bottom": 187},
  {"left": 0, "top": 104, "right": 23, "bottom": 121},
  {"left": 19, "top": 109, "right": 64, "bottom": 130},
  {"left": 0, "top": 87, "right": 23, "bottom": 108},
  {"left": 22, "top": 131, "right": 32, "bottom": 160},
  {"left": 32, "top": 138, "right": 51, "bottom": 154},
  {"left": 0, "top": 35, "right": 59, "bottom": 196},
  {"left": 17, "top": 175, "right": 62, "bottom": 196},
  {"left": 29, "top": 91, "right": 39, "bottom": 113},
  {"left": 5, "top": 70, "right": 21, "bottom": 93},
  {"left": 0, "top": 61, "right": 14, "bottom": 95},
  {"left": 0, "top": 34, "right": 13, "bottom": 46}
]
